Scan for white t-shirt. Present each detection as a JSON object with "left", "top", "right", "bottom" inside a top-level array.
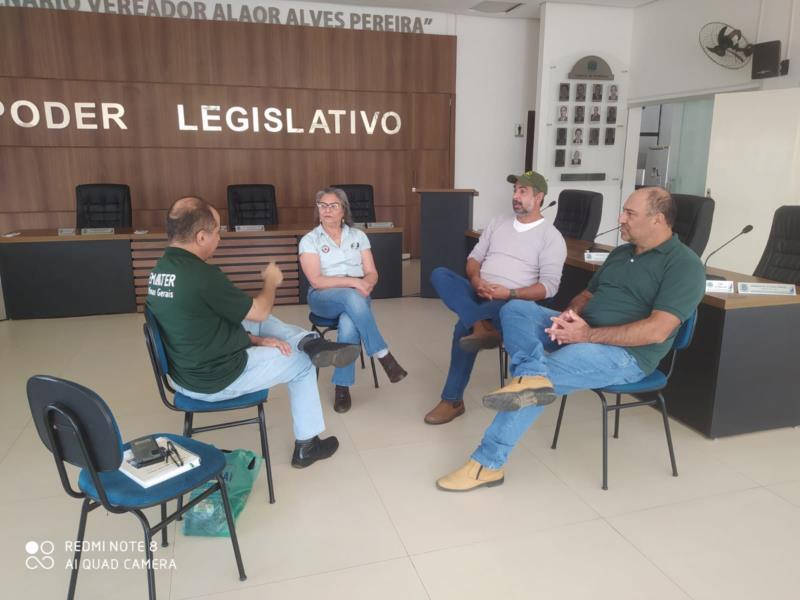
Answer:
[{"left": 299, "top": 224, "right": 372, "bottom": 277}]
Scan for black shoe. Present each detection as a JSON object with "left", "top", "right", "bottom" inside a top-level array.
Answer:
[
  {"left": 291, "top": 435, "right": 339, "bottom": 468},
  {"left": 301, "top": 338, "right": 361, "bottom": 368},
  {"left": 334, "top": 385, "right": 352, "bottom": 413}
]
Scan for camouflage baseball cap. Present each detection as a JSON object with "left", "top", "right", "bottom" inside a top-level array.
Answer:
[{"left": 506, "top": 170, "right": 547, "bottom": 195}]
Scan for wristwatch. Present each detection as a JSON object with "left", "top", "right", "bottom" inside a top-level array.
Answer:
[{"left": 508, "top": 289, "right": 518, "bottom": 300}]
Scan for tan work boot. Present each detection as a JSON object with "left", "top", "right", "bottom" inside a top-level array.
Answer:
[
  {"left": 458, "top": 320, "right": 502, "bottom": 353},
  {"left": 436, "top": 459, "right": 504, "bottom": 492},
  {"left": 482, "top": 375, "right": 557, "bottom": 412},
  {"left": 424, "top": 400, "right": 465, "bottom": 425}
]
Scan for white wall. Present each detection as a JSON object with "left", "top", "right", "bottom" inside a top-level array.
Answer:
[
  {"left": 704, "top": 88, "right": 800, "bottom": 274},
  {"left": 453, "top": 15, "right": 539, "bottom": 229},
  {"left": 630, "top": 0, "right": 800, "bottom": 103},
  {"left": 534, "top": 3, "right": 634, "bottom": 245}
]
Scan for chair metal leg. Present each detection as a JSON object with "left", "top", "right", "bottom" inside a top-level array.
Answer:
[
  {"left": 217, "top": 475, "right": 247, "bottom": 582},
  {"left": 177, "top": 413, "right": 194, "bottom": 520},
  {"left": 67, "top": 498, "right": 91, "bottom": 600},
  {"left": 360, "top": 347, "right": 365, "bottom": 369},
  {"left": 598, "top": 392, "right": 609, "bottom": 490},
  {"left": 498, "top": 347, "right": 505, "bottom": 387},
  {"left": 369, "top": 356, "right": 379, "bottom": 388},
  {"left": 257, "top": 403, "right": 276, "bottom": 504},
  {"left": 160, "top": 503, "right": 168, "bottom": 547},
  {"left": 132, "top": 509, "right": 157, "bottom": 600},
  {"left": 551, "top": 395, "right": 568, "bottom": 449},
  {"left": 613, "top": 394, "right": 621, "bottom": 438},
  {"left": 658, "top": 393, "right": 678, "bottom": 477}
]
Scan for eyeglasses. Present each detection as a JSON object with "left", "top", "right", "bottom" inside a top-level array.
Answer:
[
  {"left": 164, "top": 441, "right": 184, "bottom": 467},
  {"left": 316, "top": 202, "right": 341, "bottom": 211}
]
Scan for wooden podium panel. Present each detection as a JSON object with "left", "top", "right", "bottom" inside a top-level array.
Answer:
[{"left": 417, "top": 189, "right": 477, "bottom": 298}]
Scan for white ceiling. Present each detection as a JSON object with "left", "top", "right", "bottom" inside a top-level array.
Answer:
[{"left": 314, "top": 0, "right": 659, "bottom": 20}]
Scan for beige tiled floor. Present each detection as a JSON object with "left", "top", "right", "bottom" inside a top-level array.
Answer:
[{"left": 2, "top": 297, "right": 799, "bottom": 599}]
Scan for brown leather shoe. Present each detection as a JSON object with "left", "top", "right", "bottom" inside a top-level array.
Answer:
[
  {"left": 334, "top": 385, "right": 351, "bottom": 413},
  {"left": 458, "top": 320, "right": 502, "bottom": 353},
  {"left": 424, "top": 400, "right": 465, "bottom": 425},
  {"left": 377, "top": 352, "right": 407, "bottom": 383}
]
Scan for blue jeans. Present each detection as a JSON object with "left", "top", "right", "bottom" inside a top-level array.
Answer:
[
  {"left": 430, "top": 267, "right": 506, "bottom": 402},
  {"left": 171, "top": 316, "right": 325, "bottom": 441},
  {"left": 471, "top": 300, "right": 646, "bottom": 469},
  {"left": 307, "top": 287, "right": 388, "bottom": 387}
]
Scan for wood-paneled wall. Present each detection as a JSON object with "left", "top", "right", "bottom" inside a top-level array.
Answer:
[{"left": 0, "top": 8, "right": 456, "bottom": 255}]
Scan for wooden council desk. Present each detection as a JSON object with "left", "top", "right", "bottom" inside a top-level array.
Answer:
[{"left": 0, "top": 226, "right": 403, "bottom": 320}]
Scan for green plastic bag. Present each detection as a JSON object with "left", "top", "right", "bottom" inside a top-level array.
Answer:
[{"left": 182, "top": 449, "right": 262, "bottom": 537}]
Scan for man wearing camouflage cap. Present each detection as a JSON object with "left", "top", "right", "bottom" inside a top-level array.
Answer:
[{"left": 425, "top": 170, "right": 567, "bottom": 425}]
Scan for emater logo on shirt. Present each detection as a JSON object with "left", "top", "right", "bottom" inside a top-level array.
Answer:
[
  {"left": 147, "top": 272, "right": 176, "bottom": 299},
  {"left": 321, "top": 245, "right": 330, "bottom": 253}
]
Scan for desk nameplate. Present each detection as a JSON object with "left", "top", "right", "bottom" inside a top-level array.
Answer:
[
  {"left": 737, "top": 282, "right": 797, "bottom": 296},
  {"left": 705, "top": 280, "right": 734, "bottom": 294}
]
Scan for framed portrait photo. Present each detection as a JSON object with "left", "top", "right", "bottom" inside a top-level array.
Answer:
[
  {"left": 556, "top": 127, "right": 567, "bottom": 146},
  {"left": 576, "top": 83, "right": 586, "bottom": 102},
  {"left": 559, "top": 83, "right": 570, "bottom": 101},
  {"left": 605, "top": 128, "right": 616, "bottom": 145},
  {"left": 574, "top": 105, "right": 585, "bottom": 124},
  {"left": 572, "top": 127, "right": 584, "bottom": 145},
  {"left": 589, "top": 128, "right": 600, "bottom": 146},
  {"left": 555, "top": 149, "right": 566, "bottom": 167}
]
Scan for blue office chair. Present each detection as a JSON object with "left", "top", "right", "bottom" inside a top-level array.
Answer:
[
  {"left": 143, "top": 311, "right": 275, "bottom": 504},
  {"left": 27, "top": 375, "right": 246, "bottom": 600},
  {"left": 308, "top": 313, "right": 379, "bottom": 388},
  {"left": 550, "top": 310, "right": 698, "bottom": 490}
]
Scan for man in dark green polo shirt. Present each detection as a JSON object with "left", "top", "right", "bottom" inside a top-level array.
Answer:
[
  {"left": 437, "top": 187, "right": 705, "bottom": 491},
  {"left": 146, "top": 196, "right": 360, "bottom": 468}
]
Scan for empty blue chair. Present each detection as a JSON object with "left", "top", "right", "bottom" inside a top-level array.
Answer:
[
  {"left": 27, "top": 375, "right": 246, "bottom": 600},
  {"left": 551, "top": 310, "right": 698, "bottom": 490},
  {"left": 309, "top": 312, "right": 379, "bottom": 388},
  {"left": 143, "top": 310, "right": 275, "bottom": 504}
]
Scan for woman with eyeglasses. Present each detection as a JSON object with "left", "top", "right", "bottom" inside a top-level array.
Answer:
[{"left": 299, "top": 187, "right": 407, "bottom": 413}]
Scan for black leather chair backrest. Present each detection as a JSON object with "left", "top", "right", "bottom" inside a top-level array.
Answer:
[
  {"left": 753, "top": 205, "right": 800, "bottom": 284},
  {"left": 672, "top": 194, "right": 715, "bottom": 256},
  {"left": 331, "top": 184, "right": 376, "bottom": 223},
  {"left": 75, "top": 183, "right": 132, "bottom": 229},
  {"left": 227, "top": 184, "right": 278, "bottom": 227},
  {"left": 27, "top": 375, "right": 124, "bottom": 472},
  {"left": 553, "top": 189, "right": 603, "bottom": 241}
]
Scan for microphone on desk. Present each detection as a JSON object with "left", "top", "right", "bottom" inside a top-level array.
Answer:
[
  {"left": 703, "top": 225, "right": 753, "bottom": 280},
  {"left": 588, "top": 225, "right": 621, "bottom": 252},
  {"left": 541, "top": 200, "right": 557, "bottom": 212}
]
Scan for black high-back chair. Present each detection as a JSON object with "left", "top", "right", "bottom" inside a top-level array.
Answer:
[
  {"left": 331, "top": 184, "right": 376, "bottom": 223},
  {"left": 753, "top": 205, "right": 800, "bottom": 284},
  {"left": 672, "top": 194, "right": 715, "bottom": 256},
  {"left": 27, "top": 375, "right": 246, "bottom": 600},
  {"left": 75, "top": 183, "right": 132, "bottom": 229},
  {"left": 227, "top": 184, "right": 278, "bottom": 227},
  {"left": 552, "top": 189, "right": 603, "bottom": 241}
]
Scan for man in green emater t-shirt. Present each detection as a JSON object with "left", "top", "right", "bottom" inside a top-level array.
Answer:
[
  {"left": 146, "top": 197, "right": 360, "bottom": 468},
  {"left": 438, "top": 187, "right": 706, "bottom": 491}
]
